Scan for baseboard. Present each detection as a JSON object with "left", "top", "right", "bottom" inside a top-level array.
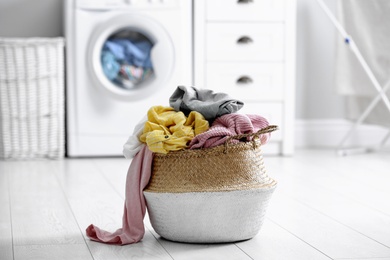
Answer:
[{"left": 295, "top": 119, "right": 390, "bottom": 148}]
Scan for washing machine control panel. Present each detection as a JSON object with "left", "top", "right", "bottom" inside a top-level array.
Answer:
[{"left": 76, "top": 0, "right": 179, "bottom": 10}]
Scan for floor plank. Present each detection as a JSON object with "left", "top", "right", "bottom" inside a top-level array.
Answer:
[
  {"left": 52, "top": 159, "right": 174, "bottom": 260},
  {"left": 53, "top": 159, "right": 126, "bottom": 234},
  {"left": 235, "top": 218, "right": 332, "bottom": 260},
  {"left": 272, "top": 165, "right": 390, "bottom": 248},
  {"left": 295, "top": 149, "right": 390, "bottom": 196},
  {"left": 6, "top": 161, "right": 84, "bottom": 246},
  {"left": 0, "top": 169, "right": 13, "bottom": 260},
  {"left": 85, "top": 232, "right": 173, "bottom": 260},
  {"left": 335, "top": 258, "right": 390, "bottom": 260},
  {"left": 148, "top": 229, "right": 252, "bottom": 260},
  {"left": 264, "top": 151, "right": 390, "bottom": 258},
  {"left": 267, "top": 151, "right": 390, "bottom": 217},
  {"left": 13, "top": 244, "right": 93, "bottom": 260},
  {"left": 92, "top": 158, "right": 130, "bottom": 199},
  {"left": 266, "top": 189, "right": 390, "bottom": 259}
]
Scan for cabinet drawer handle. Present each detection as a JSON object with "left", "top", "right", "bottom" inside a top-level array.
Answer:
[
  {"left": 236, "top": 76, "right": 253, "bottom": 85},
  {"left": 237, "top": 0, "right": 254, "bottom": 4},
  {"left": 237, "top": 36, "right": 253, "bottom": 45}
]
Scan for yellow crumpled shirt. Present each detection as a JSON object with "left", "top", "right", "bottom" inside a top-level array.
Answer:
[{"left": 140, "top": 106, "right": 209, "bottom": 154}]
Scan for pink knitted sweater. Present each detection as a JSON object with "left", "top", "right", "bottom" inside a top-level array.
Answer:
[{"left": 189, "top": 113, "right": 270, "bottom": 149}]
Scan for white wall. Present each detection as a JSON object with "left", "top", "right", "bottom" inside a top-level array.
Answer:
[
  {"left": 296, "top": 0, "right": 345, "bottom": 120},
  {"left": 295, "top": 0, "right": 390, "bottom": 149},
  {"left": 0, "top": 0, "right": 345, "bottom": 121},
  {"left": 0, "top": 0, "right": 63, "bottom": 37}
]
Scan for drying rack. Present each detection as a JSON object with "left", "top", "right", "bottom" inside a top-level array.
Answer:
[{"left": 316, "top": 0, "right": 390, "bottom": 156}]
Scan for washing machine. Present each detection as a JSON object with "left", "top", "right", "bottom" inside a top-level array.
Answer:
[{"left": 64, "top": 0, "right": 193, "bottom": 157}]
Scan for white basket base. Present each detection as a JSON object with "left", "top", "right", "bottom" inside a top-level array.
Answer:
[{"left": 144, "top": 186, "right": 276, "bottom": 243}]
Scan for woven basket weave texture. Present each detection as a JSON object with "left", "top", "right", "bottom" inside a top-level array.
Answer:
[
  {"left": 146, "top": 139, "right": 276, "bottom": 193},
  {"left": 0, "top": 38, "right": 65, "bottom": 160},
  {"left": 144, "top": 127, "right": 277, "bottom": 243}
]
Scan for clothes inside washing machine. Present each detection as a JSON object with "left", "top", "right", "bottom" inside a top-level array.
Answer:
[{"left": 101, "top": 30, "right": 154, "bottom": 90}]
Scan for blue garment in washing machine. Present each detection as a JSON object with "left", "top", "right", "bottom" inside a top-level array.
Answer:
[
  {"left": 103, "top": 39, "right": 153, "bottom": 68},
  {"left": 101, "top": 50, "right": 120, "bottom": 80}
]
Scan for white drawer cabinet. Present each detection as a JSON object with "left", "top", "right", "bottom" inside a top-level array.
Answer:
[
  {"left": 206, "top": 23, "right": 285, "bottom": 62},
  {"left": 206, "top": 0, "right": 285, "bottom": 22},
  {"left": 194, "top": 0, "right": 296, "bottom": 155},
  {"left": 206, "top": 62, "right": 285, "bottom": 101}
]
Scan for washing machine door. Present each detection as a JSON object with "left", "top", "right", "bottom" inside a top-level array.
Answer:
[{"left": 88, "top": 13, "right": 175, "bottom": 101}]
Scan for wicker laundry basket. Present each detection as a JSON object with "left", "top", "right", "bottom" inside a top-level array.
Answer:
[
  {"left": 144, "top": 125, "right": 278, "bottom": 243},
  {"left": 0, "top": 37, "right": 65, "bottom": 160}
]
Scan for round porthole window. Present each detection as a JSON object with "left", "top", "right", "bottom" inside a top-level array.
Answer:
[
  {"left": 101, "top": 30, "right": 155, "bottom": 90},
  {"left": 88, "top": 13, "right": 175, "bottom": 101}
]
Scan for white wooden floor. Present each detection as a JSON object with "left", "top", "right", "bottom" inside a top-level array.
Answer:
[{"left": 1, "top": 148, "right": 390, "bottom": 260}]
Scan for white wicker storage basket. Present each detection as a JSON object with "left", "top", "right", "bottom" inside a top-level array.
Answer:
[
  {"left": 0, "top": 38, "right": 65, "bottom": 160},
  {"left": 144, "top": 126, "right": 278, "bottom": 243}
]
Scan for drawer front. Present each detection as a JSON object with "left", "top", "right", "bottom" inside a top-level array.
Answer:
[
  {"left": 206, "top": 23, "right": 284, "bottom": 62},
  {"left": 206, "top": 62, "right": 284, "bottom": 101},
  {"left": 206, "top": 0, "right": 285, "bottom": 22},
  {"left": 238, "top": 102, "right": 283, "bottom": 141}
]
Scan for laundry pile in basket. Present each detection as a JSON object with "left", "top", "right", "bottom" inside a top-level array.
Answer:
[{"left": 86, "top": 86, "right": 275, "bottom": 245}]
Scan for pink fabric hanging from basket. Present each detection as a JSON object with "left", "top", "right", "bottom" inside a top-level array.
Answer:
[{"left": 86, "top": 145, "right": 153, "bottom": 245}]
